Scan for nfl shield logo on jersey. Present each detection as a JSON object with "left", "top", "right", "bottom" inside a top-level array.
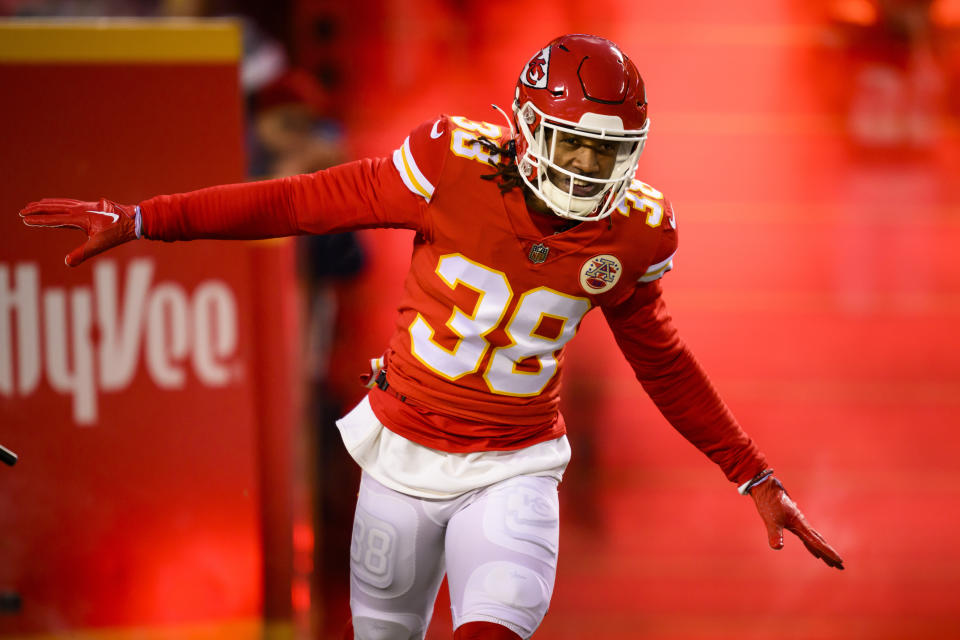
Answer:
[
  {"left": 528, "top": 243, "right": 550, "bottom": 264},
  {"left": 579, "top": 254, "right": 622, "bottom": 293}
]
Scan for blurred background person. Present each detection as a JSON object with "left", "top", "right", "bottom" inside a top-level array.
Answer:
[
  {"left": 247, "top": 49, "right": 366, "bottom": 640},
  {"left": 248, "top": 68, "right": 346, "bottom": 179}
]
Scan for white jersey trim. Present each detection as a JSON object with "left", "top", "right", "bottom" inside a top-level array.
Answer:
[
  {"left": 336, "top": 395, "right": 571, "bottom": 499},
  {"left": 639, "top": 251, "right": 676, "bottom": 283},
  {"left": 392, "top": 136, "right": 435, "bottom": 202}
]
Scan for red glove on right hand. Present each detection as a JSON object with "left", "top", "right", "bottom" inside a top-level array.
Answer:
[
  {"left": 19, "top": 198, "right": 138, "bottom": 266},
  {"left": 747, "top": 473, "right": 845, "bottom": 570}
]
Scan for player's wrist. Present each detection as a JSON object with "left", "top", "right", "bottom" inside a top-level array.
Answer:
[{"left": 738, "top": 468, "right": 775, "bottom": 495}]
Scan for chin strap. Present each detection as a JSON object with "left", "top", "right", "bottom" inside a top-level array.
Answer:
[{"left": 491, "top": 103, "right": 516, "bottom": 139}]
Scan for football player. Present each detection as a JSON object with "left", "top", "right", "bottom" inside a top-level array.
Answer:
[{"left": 20, "top": 34, "right": 843, "bottom": 640}]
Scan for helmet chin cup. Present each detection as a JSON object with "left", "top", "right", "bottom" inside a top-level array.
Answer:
[{"left": 540, "top": 176, "right": 606, "bottom": 217}]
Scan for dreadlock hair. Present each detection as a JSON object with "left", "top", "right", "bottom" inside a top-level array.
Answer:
[{"left": 476, "top": 136, "right": 523, "bottom": 193}]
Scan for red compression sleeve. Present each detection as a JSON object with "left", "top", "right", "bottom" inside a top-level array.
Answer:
[
  {"left": 139, "top": 157, "right": 426, "bottom": 241},
  {"left": 602, "top": 281, "right": 768, "bottom": 485}
]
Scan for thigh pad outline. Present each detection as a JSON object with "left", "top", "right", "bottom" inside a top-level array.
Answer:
[
  {"left": 482, "top": 480, "right": 559, "bottom": 560},
  {"left": 351, "top": 488, "right": 419, "bottom": 599},
  {"left": 459, "top": 561, "right": 550, "bottom": 638}
]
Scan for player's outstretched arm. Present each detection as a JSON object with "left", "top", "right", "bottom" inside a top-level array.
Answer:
[
  {"left": 20, "top": 198, "right": 138, "bottom": 267},
  {"left": 741, "top": 470, "right": 845, "bottom": 570}
]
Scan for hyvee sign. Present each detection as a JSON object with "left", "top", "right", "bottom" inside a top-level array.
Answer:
[{"left": 0, "top": 258, "right": 241, "bottom": 425}]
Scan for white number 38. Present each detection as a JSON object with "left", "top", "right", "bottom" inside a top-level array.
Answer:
[{"left": 409, "top": 254, "right": 590, "bottom": 396}]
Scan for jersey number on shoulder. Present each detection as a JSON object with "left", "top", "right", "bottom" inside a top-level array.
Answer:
[
  {"left": 409, "top": 254, "right": 589, "bottom": 397},
  {"left": 617, "top": 180, "right": 674, "bottom": 229},
  {"left": 449, "top": 116, "right": 502, "bottom": 166}
]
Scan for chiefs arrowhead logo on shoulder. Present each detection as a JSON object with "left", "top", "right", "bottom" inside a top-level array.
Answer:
[{"left": 522, "top": 46, "right": 551, "bottom": 89}]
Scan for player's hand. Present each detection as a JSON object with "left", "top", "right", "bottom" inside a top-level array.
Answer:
[
  {"left": 19, "top": 198, "right": 138, "bottom": 266},
  {"left": 747, "top": 474, "right": 844, "bottom": 570}
]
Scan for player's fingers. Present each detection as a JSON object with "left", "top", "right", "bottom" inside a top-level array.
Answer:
[
  {"left": 801, "top": 538, "right": 844, "bottom": 569},
  {"left": 19, "top": 199, "right": 82, "bottom": 215},
  {"left": 764, "top": 520, "right": 784, "bottom": 550},
  {"left": 36, "top": 198, "right": 84, "bottom": 206},
  {"left": 20, "top": 213, "right": 87, "bottom": 230},
  {"left": 66, "top": 231, "right": 119, "bottom": 266},
  {"left": 65, "top": 241, "right": 92, "bottom": 267},
  {"left": 788, "top": 521, "right": 844, "bottom": 569}
]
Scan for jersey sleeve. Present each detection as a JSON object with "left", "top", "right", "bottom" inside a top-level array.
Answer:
[
  {"left": 390, "top": 116, "right": 450, "bottom": 204},
  {"left": 139, "top": 120, "right": 452, "bottom": 242},
  {"left": 639, "top": 198, "right": 678, "bottom": 283},
  {"left": 601, "top": 279, "right": 768, "bottom": 485}
]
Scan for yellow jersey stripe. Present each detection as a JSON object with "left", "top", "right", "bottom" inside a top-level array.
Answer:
[
  {"left": 0, "top": 19, "right": 241, "bottom": 63},
  {"left": 391, "top": 137, "right": 434, "bottom": 201}
]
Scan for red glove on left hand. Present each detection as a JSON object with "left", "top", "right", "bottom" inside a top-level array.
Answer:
[
  {"left": 746, "top": 473, "right": 845, "bottom": 570},
  {"left": 19, "top": 198, "right": 138, "bottom": 266}
]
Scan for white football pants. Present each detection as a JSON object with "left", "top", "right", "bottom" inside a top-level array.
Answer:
[{"left": 348, "top": 471, "right": 560, "bottom": 639}]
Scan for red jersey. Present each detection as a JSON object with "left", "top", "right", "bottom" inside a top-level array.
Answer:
[
  {"left": 140, "top": 113, "right": 766, "bottom": 484},
  {"left": 381, "top": 115, "right": 676, "bottom": 442}
]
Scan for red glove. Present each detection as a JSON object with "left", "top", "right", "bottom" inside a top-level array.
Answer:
[
  {"left": 744, "top": 471, "right": 845, "bottom": 570},
  {"left": 19, "top": 198, "right": 139, "bottom": 266}
]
